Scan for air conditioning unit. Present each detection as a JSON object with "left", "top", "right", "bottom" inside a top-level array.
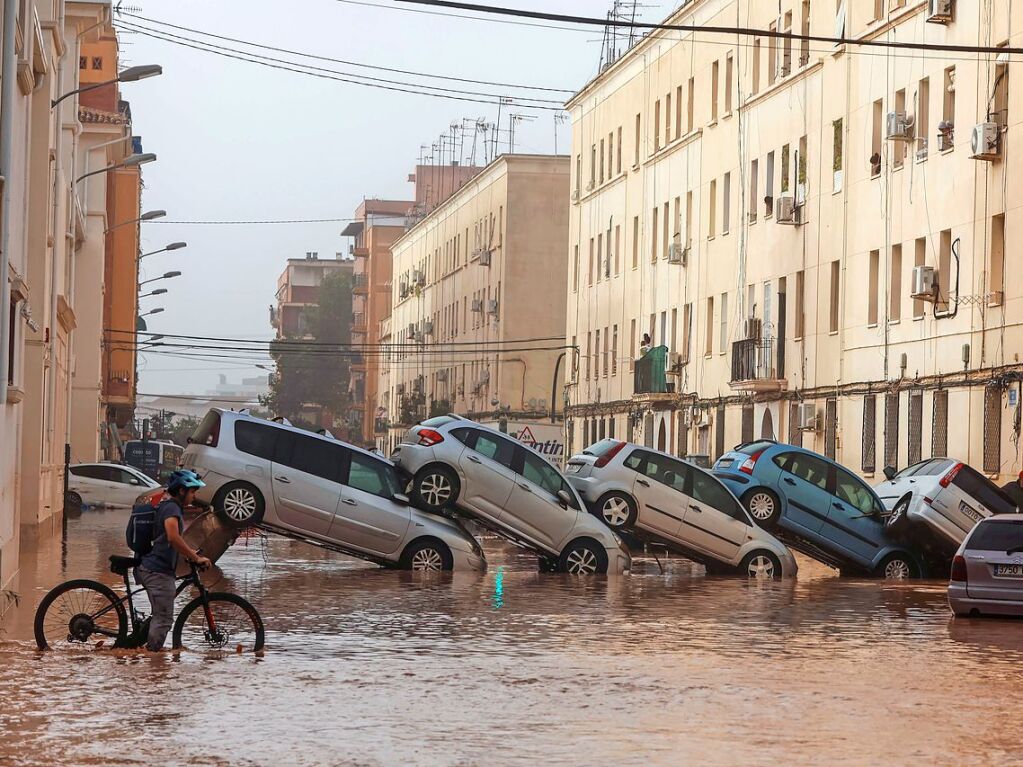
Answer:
[
  {"left": 743, "top": 317, "right": 762, "bottom": 340},
  {"left": 775, "top": 196, "right": 799, "bottom": 225},
  {"left": 667, "top": 243, "right": 688, "bottom": 265},
  {"left": 471, "top": 298, "right": 483, "bottom": 312},
  {"left": 797, "top": 403, "right": 819, "bottom": 431},
  {"left": 398, "top": 281, "right": 409, "bottom": 297},
  {"left": 486, "top": 299, "right": 499, "bottom": 315},
  {"left": 911, "top": 265, "right": 937, "bottom": 301},
  {"left": 407, "top": 323, "right": 417, "bottom": 337},
  {"left": 396, "top": 383, "right": 406, "bottom": 394},
  {"left": 926, "top": 0, "right": 954, "bottom": 24},
  {"left": 885, "top": 111, "right": 913, "bottom": 141},
  {"left": 422, "top": 320, "right": 434, "bottom": 335},
  {"left": 478, "top": 249, "right": 492, "bottom": 266},
  {"left": 412, "top": 269, "right": 426, "bottom": 286},
  {"left": 437, "top": 369, "right": 448, "bottom": 382},
  {"left": 413, "top": 331, "right": 425, "bottom": 343},
  {"left": 970, "top": 122, "right": 1000, "bottom": 161}
]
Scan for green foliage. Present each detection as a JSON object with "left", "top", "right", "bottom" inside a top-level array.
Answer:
[
  {"left": 429, "top": 399, "right": 451, "bottom": 419},
  {"left": 166, "top": 415, "right": 202, "bottom": 446}
]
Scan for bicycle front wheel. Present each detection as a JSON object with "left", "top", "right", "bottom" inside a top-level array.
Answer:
[
  {"left": 34, "top": 579, "right": 128, "bottom": 650},
  {"left": 171, "top": 592, "right": 264, "bottom": 653}
]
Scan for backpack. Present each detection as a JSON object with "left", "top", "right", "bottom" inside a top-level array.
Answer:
[{"left": 125, "top": 495, "right": 163, "bottom": 556}]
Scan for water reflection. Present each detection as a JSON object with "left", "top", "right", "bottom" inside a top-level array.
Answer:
[{"left": 2, "top": 511, "right": 1022, "bottom": 765}]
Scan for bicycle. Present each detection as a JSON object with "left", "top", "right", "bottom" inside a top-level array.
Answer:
[{"left": 34, "top": 553, "right": 264, "bottom": 653}]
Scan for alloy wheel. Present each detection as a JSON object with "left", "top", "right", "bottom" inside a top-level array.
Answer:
[
  {"left": 748, "top": 492, "right": 775, "bottom": 522},
  {"left": 602, "top": 497, "right": 631, "bottom": 527},
  {"left": 223, "top": 488, "right": 257, "bottom": 522},
  {"left": 565, "top": 548, "right": 598, "bottom": 575},
  {"left": 420, "top": 474, "right": 452, "bottom": 507},
  {"left": 746, "top": 555, "right": 776, "bottom": 579},
  {"left": 410, "top": 548, "right": 444, "bottom": 571},
  {"left": 884, "top": 558, "right": 912, "bottom": 580}
]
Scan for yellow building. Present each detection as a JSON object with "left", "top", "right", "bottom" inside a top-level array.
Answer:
[{"left": 567, "top": 0, "right": 1022, "bottom": 482}]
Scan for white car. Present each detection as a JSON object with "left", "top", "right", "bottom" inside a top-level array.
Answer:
[
  {"left": 875, "top": 458, "right": 1018, "bottom": 552},
  {"left": 949, "top": 514, "right": 1023, "bottom": 618},
  {"left": 565, "top": 439, "right": 797, "bottom": 579},
  {"left": 67, "top": 462, "right": 160, "bottom": 508}
]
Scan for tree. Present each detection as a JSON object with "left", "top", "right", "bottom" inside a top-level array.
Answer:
[
  {"left": 261, "top": 270, "right": 352, "bottom": 431},
  {"left": 166, "top": 415, "right": 202, "bottom": 446}
]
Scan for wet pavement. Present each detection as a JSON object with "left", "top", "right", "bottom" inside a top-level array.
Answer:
[{"left": 2, "top": 509, "right": 1023, "bottom": 766}]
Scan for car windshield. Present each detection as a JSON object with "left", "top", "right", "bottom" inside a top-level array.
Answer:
[
  {"left": 967, "top": 520, "right": 1023, "bottom": 552},
  {"left": 582, "top": 439, "right": 621, "bottom": 457},
  {"left": 735, "top": 440, "right": 775, "bottom": 455}
]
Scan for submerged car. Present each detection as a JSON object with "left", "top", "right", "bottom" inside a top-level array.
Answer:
[
  {"left": 181, "top": 409, "right": 486, "bottom": 572},
  {"left": 874, "top": 458, "right": 1018, "bottom": 552},
  {"left": 949, "top": 515, "right": 1023, "bottom": 618},
  {"left": 713, "top": 441, "right": 923, "bottom": 578},
  {"left": 392, "top": 416, "right": 631, "bottom": 575},
  {"left": 67, "top": 462, "right": 161, "bottom": 509},
  {"left": 565, "top": 439, "right": 796, "bottom": 579}
]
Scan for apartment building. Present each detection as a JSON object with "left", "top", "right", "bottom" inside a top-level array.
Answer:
[
  {"left": 382, "top": 154, "right": 570, "bottom": 451},
  {"left": 271, "top": 253, "right": 353, "bottom": 339},
  {"left": 566, "top": 0, "right": 1023, "bottom": 483}
]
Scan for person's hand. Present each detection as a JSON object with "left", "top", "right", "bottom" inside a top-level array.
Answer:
[{"left": 193, "top": 555, "right": 212, "bottom": 571}]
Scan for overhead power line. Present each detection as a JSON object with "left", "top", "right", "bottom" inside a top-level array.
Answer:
[
  {"left": 146, "top": 218, "right": 359, "bottom": 225},
  {"left": 108, "top": 329, "right": 567, "bottom": 349},
  {"left": 396, "top": 0, "right": 1023, "bottom": 57},
  {"left": 334, "top": 0, "right": 594, "bottom": 35}
]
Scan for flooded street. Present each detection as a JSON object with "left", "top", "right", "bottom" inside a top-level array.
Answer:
[{"left": 2, "top": 510, "right": 1023, "bottom": 766}]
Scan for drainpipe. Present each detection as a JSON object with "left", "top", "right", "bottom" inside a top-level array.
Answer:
[
  {"left": 0, "top": 0, "right": 20, "bottom": 403},
  {"left": 47, "top": 2, "right": 67, "bottom": 472}
]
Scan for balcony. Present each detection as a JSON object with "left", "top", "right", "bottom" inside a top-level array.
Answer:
[
  {"left": 730, "top": 338, "right": 788, "bottom": 392},
  {"left": 352, "top": 273, "right": 369, "bottom": 294},
  {"left": 351, "top": 311, "right": 367, "bottom": 333},
  {"left": 632, "top": 346, "right": 675, "bottom": 403},
  {"left": 353, "top": 246, "right": 369, "bottom": 258},
  {"left": 374, "top": 417, "right": 389, "bottom": 434}
]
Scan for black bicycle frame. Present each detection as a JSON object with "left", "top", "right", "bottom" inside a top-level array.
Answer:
[{"left": 92, "top": 565, "right": 208, "bottom": 638}]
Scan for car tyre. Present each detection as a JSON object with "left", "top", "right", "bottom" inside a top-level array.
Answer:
[
  {"left": 876, "top": 552, "right": 919, "bottom": 580},
  {"left": 885, "top": 497, "right": 911, "bottom": 540},
  {"left": 559, "top": 539, "right": 608, "bottom": 575},
  {"left": 740, "top": 550, "right": 783, "bottom": 580},
  {"left": 594, "top": 491, "right": 637, "bottom": 530},
  {"left": 742, "top": 488, "right": 781, "bottom": 527},
  {"left": 413, "top": 466, "right": 460, "bottom": 512},
  {"left": 64, "top": 491, "right": 83, "bottom": 514},
  {"left": 213, "top": 482, "right": 265, "bottom": 528},
  {"left": 400, "top": 539, "right": 453, "bottom": 572}
]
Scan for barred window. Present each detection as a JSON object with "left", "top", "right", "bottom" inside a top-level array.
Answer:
[
  {"left": 932, "top": 389, "right": 948, "bottom": 457},
  {"left": 984, "top": 385, "right": 1002, "bottom": 473},
  {"left": 715, "top": 405, "right": 726, "bottom": 459},
  {"left": 677, "top": 412, "right": 689, "bottom": 456},
  {"left": 884, "top": 392, "right": 900, "bottom": 469},
  {"left": 788, "top": 401, "right": 803, "bottom": 447},
  {"left": 908, "top": 392, "right": 923, "bottom": 466},
  {"left": 862, "top": 395, "right": 876, "bottom": 472},
  {"left": 825, "top": 398, "right": 837, "bottom": 459},
  {"left": 741, "top": 403, "right": 754, "bottom": 443}
]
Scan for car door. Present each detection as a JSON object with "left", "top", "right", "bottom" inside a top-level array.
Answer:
[
  {"left": 90, "top": 466, "right": 134, "bottom": 506},
  {"left": 630, "top": 451, "right": 689, "bottom": 536},
  {"left": 824, "top": 466, "right": 886, "bottom": 565},
  {"left": 505, "top": 446, "right": 578, "bottom": 551},
  {"left": 333, "top": 451, "right": 412, "bottom": 555},
  {"left": 771, "top": 452, "right": 832, "bottom": 534},
  {"left": 456, "top": 429, "right": 517, "bottom": 522},
  {"left": 270, "top": 432, "right": 346, "bottom": 536},
  {"left": 681, "top": 468, "right": 748, "bottom": 563},
  {"left": 69, "top": 465, "right": 104, "bottom": 503},
  {"left": 110, "top": 467, "right": 148, "bottom": 506}
]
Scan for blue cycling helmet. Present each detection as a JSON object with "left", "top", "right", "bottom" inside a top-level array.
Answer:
[{"left": 167, "top": 469, "right": 205, "bottom": 494}]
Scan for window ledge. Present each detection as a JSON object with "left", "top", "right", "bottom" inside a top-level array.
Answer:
[
  {"left": 723, "top": 110, "right": 734, "bottom": 120},
  {"left": 708, "top": 119, "right": 718, "bottom": 128},
  {"left": 916, "top": 154, "right": 928, "bottom": 164},
  {"left": 829, "top": 330, "right": 839, "bottom": 336},
  {"left": 940, "top": 146, "right": 954, "bottom": 156},
  {"left": 912, "top": 314, "right": 925, "bottom": 322},
  {"left": 893, "top": 163, "right": 904, "bottom": 172},
  {"left": 870, "top": 171, "right": 881, "bottom": 180},
  {"left": 889, "top": 319, "right": 901, "bottom": 326},
  {"left": 867, "top": 322, "right": 878, "bottom": 329}
]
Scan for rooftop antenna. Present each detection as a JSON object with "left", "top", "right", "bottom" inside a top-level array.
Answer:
[
  {"left": 508, "top": 113, "right": 537, "bottom": 154},
  {"left": 553, "top": 112, "right": 569, "bottom": 154}
]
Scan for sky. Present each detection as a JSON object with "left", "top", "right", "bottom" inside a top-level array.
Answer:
[{"left": 122, "top": 0, "right": 660, "bottom": 397}]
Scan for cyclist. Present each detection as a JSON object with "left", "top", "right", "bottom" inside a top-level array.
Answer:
[{"left": 136, "top": 469, "right": 212, "bottom": 652}]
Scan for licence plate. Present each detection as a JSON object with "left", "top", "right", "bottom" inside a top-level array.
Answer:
[
  {"left": 993, "top": 563, "right": 1023, "bottom": 578},
  {"left": 565, "top": 463, "right": 582, "bottom": 474},
  {"left": 959, "top": 501, "right": 983, "bottom": 523}
]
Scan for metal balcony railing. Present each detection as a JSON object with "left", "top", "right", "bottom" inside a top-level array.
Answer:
[{"left": 731, "top": 338, "right": 776, "bottom": 382}]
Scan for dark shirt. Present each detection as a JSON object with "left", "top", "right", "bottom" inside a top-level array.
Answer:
[
  {"left": 140, "top": 498, "right": 185, "bottom": 576},
  {"left": 1000, "top": 481, "right": 1023, "bottom": 511}
]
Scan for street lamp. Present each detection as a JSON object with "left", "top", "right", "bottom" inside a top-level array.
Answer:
[
  {"left": 138, "top": 270, "right": 181, "bottom": 289},
  {"left": 52, "top": 64, "right": 163, "bottom": 109},
  {"left": 75, "top": 152, "right": 156, "bottom": 186},
  {"left": 106, "top": 209, "right": 166, "bottom": 234},
  {"left": 139, "top": 307, "right": 164, "bottom": 318},
  {"left": 140, "top": 241, "right": 187, "bottom": 259},
  {"left": 139, "top": 288, "right": 168, "bottom": 299}
]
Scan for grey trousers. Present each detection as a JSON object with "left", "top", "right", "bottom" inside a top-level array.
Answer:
[{"left": 137, "top": 567, "right": 176, "bottom": 651}]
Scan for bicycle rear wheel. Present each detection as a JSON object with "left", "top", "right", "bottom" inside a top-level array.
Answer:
[
  {"left": 34, "top": 579, "right": 128, "bottom": 650},
  {"left": 171, "top": 592, "right": 264, "bottom": 653}
]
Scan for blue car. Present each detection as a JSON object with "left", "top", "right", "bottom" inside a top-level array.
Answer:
[{"left": 713, "top": 441, "right": 923, "bottom": 578}]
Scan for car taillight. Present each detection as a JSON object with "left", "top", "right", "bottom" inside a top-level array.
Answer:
[
  {"left": 739, "top": 450, "right": 764, "bottom": 475},
  {"left": 939, "top": 462, "right": 964, "bottom": 488},
  {"left": 417, "top": 428, "right": 445, "bottom": 447},
  {"left": 594, "top": 440, "right": 627, "bottom": 468},
  {"left": 950, "top": 554, "right": 968, "bottom": 582}
]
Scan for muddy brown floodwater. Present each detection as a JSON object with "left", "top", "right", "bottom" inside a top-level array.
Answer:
[{"left": 2, "top": 509, "right": 1023, "bottom": 766}]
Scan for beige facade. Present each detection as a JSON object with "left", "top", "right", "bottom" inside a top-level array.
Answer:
[
  {"left": 566, "top": 0, "right": 1023, "bottom": 483},
  {"left": 383, "top": 154, "right": 570, "bottom": 451}
]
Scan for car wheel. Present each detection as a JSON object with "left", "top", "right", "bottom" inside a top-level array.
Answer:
[
  {"left": 743, "top": 489, "right": 781, "bottom": 527},
  {"left": 885, "top": 497, "right": 911, "bottom": 538},
  {"left": 64, "top": 491, "right": 83, "bottom": 514},
  {"left": 595, "top": 492, "right": 637, "bottom": 530},
  {"left": 740, "top": 550, "right": 782, "bottom": 580},
  {"left": 877, "top": 552, "right": 918, "bottom": 580},
  {"left": 213, "top": 482, "right": 265, "bottom": 528},
  {"left": 413, "top": 466, "right": 459, "bottom": 512},
  {"left": 401, "top": 539, "right": 453, "bottom": 571},
  {"left": 559, "top": 539, "right": 609, "bottom": 575}
]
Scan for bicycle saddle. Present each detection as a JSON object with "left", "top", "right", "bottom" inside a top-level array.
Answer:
[{"left": 109, "top": 555, "right": 140, "bottom": 576}]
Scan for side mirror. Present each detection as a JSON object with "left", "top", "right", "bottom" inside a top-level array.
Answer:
[
  {"left": 392, "top": 492, "right": 410, "bottom": 506},
  {"left": 883, "top": 466, "right": 896, "bottom": 481},
  {"left": 130, "top": 478, "right": 140, "bottom": 485},
  {"left": 557, "top": 489, "right": 575, "bottom": 509}
]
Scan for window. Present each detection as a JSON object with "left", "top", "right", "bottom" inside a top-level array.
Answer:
[
  {"left": 714, "top": 405, "right": 726, "bottom": 459},
  {"left": 797, "top": 136, "right": 807, "bottom": 202},
  {"left": 993, "top": 45, "right": 1009, "bottom": 128},
  {"left": 673, "top": 196, "right": 681, "bottom": 243},
  {"left": 917, "top": 77, "right": 930, "bottom": 159},
  {"left": 765, "top": 151, "right": 775, "bottom": 216},
  {"left": 191, "top": 411, "right": 221, "bottom": 447},
  {"left": 705, "top": 296, "right": 714, "bottom": 356},
  {"left": 722, "top": 173, "right": 731, "bottom": 234},
  {"left": 871, "top": 99, "right": 883, "bottom": 175},
  {"left": 725, "top": 53, "right": 734, "bottom": 114},
  {"left": 914, "top": 237, "right": 927, "bottom": 318},
  {"left": 643, "top": 453, "right": 687, "bottom": 493},
  {"left": 938, "top": 228, "right": 952, "bottom": 306},
  {"left": 348, "top": 453, "right": 401, "bottom": 499},
  {"left": 908, "top": 392, "right": 923, "bottom": 466},
  {"left": 235, "top": 421, "right": 279, "bottom": 461},
  {"left": 834, "top": 467, "right": 877, "bottom": 515},
  {"left": 635, "top": 113, "right": 641, "bottom": 165},
  {"left": 833, "top": 119, "right": 844, "bottom": 191},
  {"left": 277, "top": 433, "right": 345, "bottom": 484},
  {"left": 749, "top": 159, "right": 758, "bottom": 223},
  {"left": 519, "top": 449, "right": 565, "bottom": 496},
  {"left": 687, "top": 77, "right": 695, "bottom": 133},
  {"left": 932, "top": 389, "right": 948, "bottom": 457},
  {"left": 603, "top": 328, "right": 610, "bottom": 377},
  {"left": 868, "top": 249, "right": 880, "bottom": 325},
  {"left": 884, "top": 243, "right": 901, "bottom": 321},
  {"left": 675, "top": 85, "right": 683, "bottom": 139},
  {"left": 942, "top": 67, "right": 956, "bottom": 147},
  {"left": 782, "top": 11, "right": 792, "bottom": 76},
  {"left": 693, "top": 470, "right": 748, "bottom": 523},
  {"left": 873, "top": 0, "right": 884, "bottom": 21},
  {"left": 608, "top": 132, "right": 614, "bottom": 177},
  {"left": 719, "top": 292, "right": 728, "bottom": 351},
  {"left": 575, "top": 154, "right": 581, "bottom": 194},
  {"left": 572, "top": 245, "right": 579, "bottom": 292},
  {"left": 800, "top": 0, "right": 810, "bottom": 65},
  {"left": 711, "top": 60, "right": 719, "bottom": 122},
  {"left": 776, "top": 451, "right": 828, "bottom": 488},
  {"left": 663, "top": 201, "right": 670, "bottom": 260},
  {"left": 862, "top": 395, "right": 877, "bottom": 472},
  {"left": 781, "top": 143, "right": 790, "bottom": 193},
  {"left": 753, "top": 39, "right": 761, "bottom": 94},
  {"left": 596, "top": 234, "right": 603, "bottom": 282},
  {"left": 884, "top": 391, "right": 900, "bottom": 470},
  {"left": 632, "top": 216, "right": 639, "bottom": 268},
  {"left": 614, "top": 224, "right": 621, "bottom": 274},
  {"left": 990, "top": 214, "right": 1004, "bottom": 305},
  {"left": 654, "top": 99, "right": 661, "bottom": 151},
  {"left": 594, "top": 329, "right": 601, "bottom": 378},
  {"left": 768, "top": 21, "right": 778, "bottom": 85},
  {"left": 794, "top": 269, "right": 805, "bottom": 338},
  {"left": 590, "top": 144, "right": 596, "bottom": 187},
  {"left": 471, "top": 431, "right": 516, "bottom": 469},
  {"left": 677, "top": 413, "right": 689, "bottom": 456},
  {"left": 685, "top": 191, "right": 693, "bottom": 245},
  {"left": 966, "top": 520, "right": 1023, "bottom": 552},
  {"left": 612, "top": 325, "right": 618, "bottom": 376},
  {"left": 91, "top": 56, "right": 103, "bottom": 70},
  {"left": 708, "top": 179, "right": 717, "bottom": 238},
  {"left": 825, "top": 398, "right": 837, "bottom": 459},
  {"left": 616, "top": 126, "right": 623, "bottom": 173},
  {"left": 984, "top": 386, "right": 1002, "bottom": 474},
  {"left": 651, "top": 207, "right": 659, "bottom": 262},
  {"left": 829, "top": 261, "right": 840, "bottom": 332},
  {"left": 79, "top": 55, "right": 86, "bottom": 69},
  {"left": 599, "top": 138, "right": 605, "bottom": 183},
  {"left": 681, "top": 303, "right": 692, "bottom": 363},
  {"left": 894, "top": 89, "right": 907, "bottom": 168},
  {"left": 585, "top": 331, "right": 591, "bottom": 379},
  {"left": 665, "top": 91, "right": 672, "bottom": 142},
  {"left": 788, "top": 402, "right": 803, "bottom": 447}
]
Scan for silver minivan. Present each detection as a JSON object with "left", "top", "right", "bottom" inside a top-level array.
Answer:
[
  {"left": 949, "top": 515, "right": 1023, "bottom": 618},
  {"left": 181, "top": 409, "right": 486, "bottom": 572}
]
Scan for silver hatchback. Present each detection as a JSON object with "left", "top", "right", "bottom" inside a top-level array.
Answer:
[
  {"left": 566, "top": 439, "right": 797, "bottom": 579},
  {"left": 392, "top": 416, "right": 630, "bottom": 575},
  {"left": 181, "top": 409, "right": 486, "bottom": 572},
  {"left": 949, "top": 515, "right": 1023, "bottom": 618}
]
